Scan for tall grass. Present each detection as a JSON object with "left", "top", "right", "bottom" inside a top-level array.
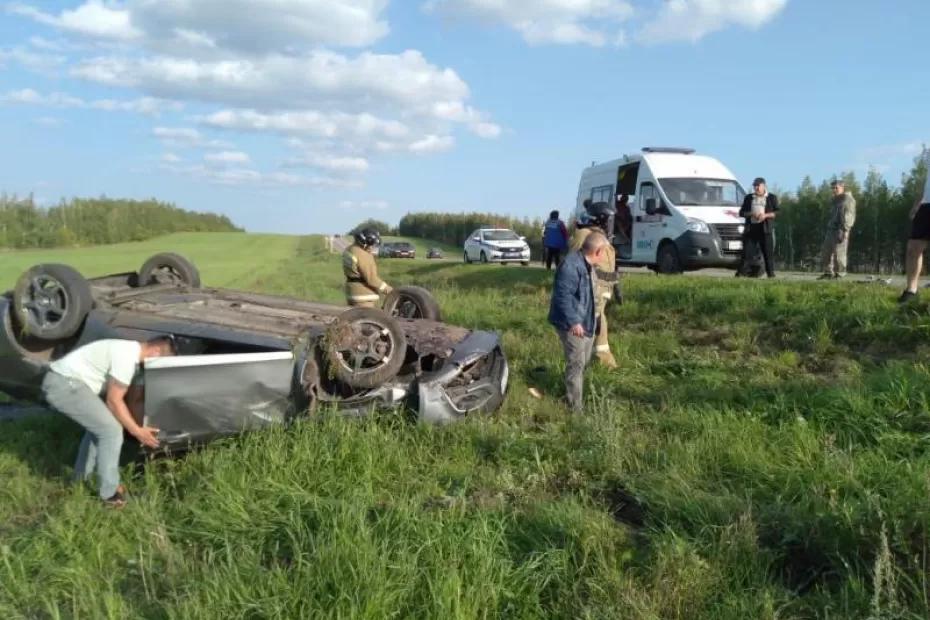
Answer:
[{"left": 2, "top": 238, "right": 929, "bottom": 618}]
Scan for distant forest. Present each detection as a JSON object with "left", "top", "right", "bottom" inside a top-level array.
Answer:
[
  {"left": 389, "top": 149, "right": 929, "bottom": 274},
  {"left": 0, "top": 195, "right": 241, "bottom": 249}
]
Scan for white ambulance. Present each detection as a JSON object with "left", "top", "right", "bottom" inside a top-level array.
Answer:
[{"left": 574, "top": 147, "right": 747, "bottom": 273}]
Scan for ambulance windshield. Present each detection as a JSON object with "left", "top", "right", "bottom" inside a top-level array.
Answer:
[{"left": 659, "top": 178, "right": 743, "bottom": 207}]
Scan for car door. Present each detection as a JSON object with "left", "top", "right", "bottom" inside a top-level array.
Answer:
[
  {"left": 633, "top": 182, "right": 668, "bottom": 263},
  {"left": 465, "top": 229, "right": 479, "bottom": 260},
  {"left": 143, "top": 351, "right": 298, "bottom": 448}
]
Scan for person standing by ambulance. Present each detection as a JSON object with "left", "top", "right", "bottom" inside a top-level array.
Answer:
[
  {"left": 542, "top": 210, "right": 569, "bottom": 270},
  {"left": 569, "top": 200, "right": 620, "bottom": 369},
  {"left": 343, "top": 228, "right": 392, "bottom": 307}
]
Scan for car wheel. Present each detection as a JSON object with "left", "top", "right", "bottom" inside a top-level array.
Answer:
[
  {"left": 480, "top": 251, "right": 488, "bottom": 264},
  {"left": 13, "top": 264, "right": 92, "bottom": 341},
  {"left": 382, "top": 285, "right": 441, "bottom": 321},
  {"left": 463, "top": 251, "right": 471, "bottom": 264},
  {"left": 656, "top": 242, "right": 683, "bottom": 275},
  {"left": 323, "top": 307, "right": 407, "bottom": 389},
  {"left": 138, "top": 253, "right": 201, "bottom": 287}
]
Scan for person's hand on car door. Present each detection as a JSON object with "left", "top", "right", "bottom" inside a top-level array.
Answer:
[{"left": 132, "top": 426, "right": 160, "bottom": 449}]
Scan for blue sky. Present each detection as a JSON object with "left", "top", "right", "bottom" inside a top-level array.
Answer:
[{"left": 0, "top": 0, "right": 927, "bottom": 234}]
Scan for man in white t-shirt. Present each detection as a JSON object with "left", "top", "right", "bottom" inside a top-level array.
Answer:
[
  {"left": 41, "top": 337, "right": 176, "bottom": 506},
  {"left": 899, "top": 158, "right": 930, "bottom": 303}
]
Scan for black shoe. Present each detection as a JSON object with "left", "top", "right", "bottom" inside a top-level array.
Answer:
[{"left": 898, "top": 290, "right": 918, "bottom": 304}]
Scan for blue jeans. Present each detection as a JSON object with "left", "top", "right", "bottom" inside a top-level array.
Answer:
[{"left": 41, "top": 371, "right": 123, "bottom": 499}]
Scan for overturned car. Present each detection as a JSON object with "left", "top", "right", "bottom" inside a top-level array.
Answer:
[{"left": 0, "top": 254, "right": 509, "bottom": 450}]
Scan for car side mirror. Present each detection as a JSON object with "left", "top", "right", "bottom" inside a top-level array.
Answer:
[
  {"left": 645, "top": 198, "right": 657, "bottom": 216},
  {"left": 519, "top": 236, "right": 526, "bottom": 241}
]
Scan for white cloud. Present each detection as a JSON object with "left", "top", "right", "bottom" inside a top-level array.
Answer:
[
  {"left": 152, "top": 126, "right": 230, "bottom": 149},
  {"left": 161, "top": 160, "right": 360, "bottom": 188},
  {"left": 429, "top": 0, "right": 787, "bottom": 45},
  {"left": 426, "top": 0, "right": 634, "bottom": 47},
  {"left": 637, "top": 0, "right": 787, "bottom": 43},
  {"left": 339, "top": 199, "right": 389, "bottom": 210},
  {"left": 8, "top": 0, "right": 141, "bottom": 41},
  {"left": 161, "top": 152, "right": 182, "bottom": 163},
  {"left": 33, "top": 116, "right": 64, "bottom": 127},
  {"left": 71, "top": 50, "right": 472, "bottom": 115},
  {"left": 7, "top": 0, "right": 500, "bottom": 188},
  {"left": 130, "top": 0, "right": 389, "bottom": 52},
  {"left": 0, "top": 88, "right": 180, "bottom": 115},
  {"left": 409, "top": 134, "right": 456, "bottom": 154},
  {"left": 0, "top": 46, "right": 66, "bottom": 73},
  {"left": 286, "top": 153, "right": 371, "bottom": 174},
  {"left": 205, "top": 150, "right": 251, "bottom": 165}
]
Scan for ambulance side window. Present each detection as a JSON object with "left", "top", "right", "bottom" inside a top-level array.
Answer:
[{"left": 590, "top": 185, "right": 613, "bottom": 204}]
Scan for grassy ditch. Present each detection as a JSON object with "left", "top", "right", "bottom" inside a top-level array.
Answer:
[{"left": 2, "top": 237, "right": 929, "bottom": 618}]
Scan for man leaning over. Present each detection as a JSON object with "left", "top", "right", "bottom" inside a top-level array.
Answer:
[
  {"left": 549, "top": 231, "right": 608, "bottom": 413},
  {"left": 343, "top": 228, "right": 393, "bottom": 307},
  {"left": 41, "top": 337, "right": 175, "bottom": 507}
]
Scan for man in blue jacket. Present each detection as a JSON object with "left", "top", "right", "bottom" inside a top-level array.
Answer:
[{"left": 548, "top": 230, "right": 608, "bottom": 412}]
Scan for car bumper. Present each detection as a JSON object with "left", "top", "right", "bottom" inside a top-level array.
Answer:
[
  {"left": 676, "top": 231, "right": 741, "bottom": 269},
  {"left": 487, "top": 251, "right": 530, "bottom": 263}
]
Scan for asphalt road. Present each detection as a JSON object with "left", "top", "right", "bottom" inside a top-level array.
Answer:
[{"left": 329, "top": 236, "right": 921, "bottom": 289}]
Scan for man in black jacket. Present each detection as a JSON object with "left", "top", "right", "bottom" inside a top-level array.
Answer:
[{"left": 738, "top": 177, "right": 779, "bottom": 278}]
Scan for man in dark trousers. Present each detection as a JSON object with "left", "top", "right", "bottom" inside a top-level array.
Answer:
[
  {"left": 548, "top": 230, "right": 608, "bottom": 412},
  {"left": 542, "top": 210, "right": 569, "bottom": 270},
  {"left": 738, "top": 177, "right": 779, "bottom": 278}
]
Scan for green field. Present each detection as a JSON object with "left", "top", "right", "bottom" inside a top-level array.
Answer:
[
  {"left": 3, "top": 234, "right": 930, "bottom": 618},
  {"left": 0, "top": 232, "right": 300, "bottom": 290}
]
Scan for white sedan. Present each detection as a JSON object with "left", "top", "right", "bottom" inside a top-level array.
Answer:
[{"left": 463, "top": 228, "right": 531, "bottom": 265}]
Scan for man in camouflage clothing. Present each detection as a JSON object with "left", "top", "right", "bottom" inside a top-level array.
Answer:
[
  {"left": 819, "top": 180, "right": 857, "bottom": 279},
  {"left": 569, "top": 200, "right": 621, "bottom": 369},
  {"left": 342, "top": 228, "right": 392, "bottom": 307}
]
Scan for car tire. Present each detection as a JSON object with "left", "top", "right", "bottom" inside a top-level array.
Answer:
[
  {"left": 480, "top": 251, "right": 488, "bottom": 264},
  {"left": 323, "top": 307, "right": 408, "bottom": 390},
  {"left": 382, "top": 285, "right": 441, "bottom": 321},
  {"left": 138, "top": 253, "right": 201, "bottom": 287},
  {"left": 656, "top": 242, "right": 683, "bottom": 275},
  {"left": 13, "top": 264, "right": 93, "bottom": 341},
  {"left": 463, "top": 251, "right": 471, "bottom": 264}
]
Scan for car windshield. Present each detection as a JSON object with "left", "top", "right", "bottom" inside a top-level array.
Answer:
[
  {"left": 396, "top": 243, "right": 413, "bottom": 250},
  {"left": 658, "top": 178, "right": 742, "bottom": 206},
  {"left": 483, "top": 230, "right": 520, "bottom": 241}
]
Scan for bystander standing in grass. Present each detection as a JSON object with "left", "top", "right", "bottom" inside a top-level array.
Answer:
[
  {"left": 549, "top": 230, "right": 608, "bottom": 412},
  {"left": 899, "top": 162, "right": 930, "bottom": 303},
  {"left": 542, "top": 210, "right": 569, "bottom": 270},
  {"left": 40, "top": 337, "right": 175, "bottom": 507},
  {"left": 819, "top": 179, "right": 857, "bottom": 280}
]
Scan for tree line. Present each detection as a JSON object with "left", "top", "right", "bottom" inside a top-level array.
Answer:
[
  {"left": 0, "top": 195, "right": 241, "bottom": 249},
  {"left": 385, "top": 149, "right": 928, "bottom": 273}
]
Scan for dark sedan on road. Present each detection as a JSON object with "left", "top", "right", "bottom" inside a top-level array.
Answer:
[
  {"left": 1, "top": 254, "right": 508, "bottom": 450},
  {"left": 379, "top": 242, "right": 416, "bottom": 259}
]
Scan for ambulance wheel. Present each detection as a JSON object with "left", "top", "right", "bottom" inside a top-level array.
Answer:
[{"left": 656, "top": 242, "right": 683, "bottom": 275}]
